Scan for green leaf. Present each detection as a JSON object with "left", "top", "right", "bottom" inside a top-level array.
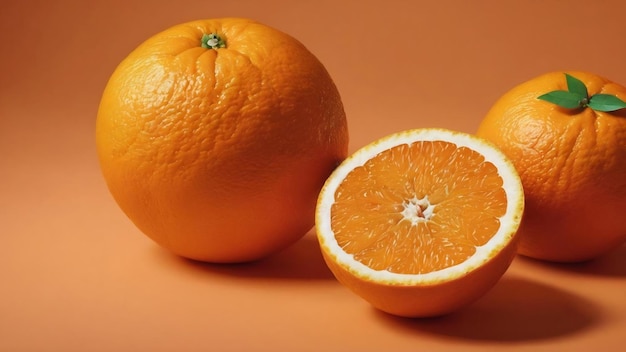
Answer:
[
  {"left": 588, "top": 94, "right": 626, "bottom": 112},
  {"left": 565, "top": 73, "right": 588, "bottom": 98},
  {"left": 538, "top": 90, "right": 586, "bottom": 109}
]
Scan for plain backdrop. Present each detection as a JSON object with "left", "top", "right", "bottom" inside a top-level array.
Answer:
[{"left": 1, "top": 1, "right": 625, "bottom": 351}]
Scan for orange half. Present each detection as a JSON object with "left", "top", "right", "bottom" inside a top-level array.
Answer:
[{"left": 315, "top": 128, "right": 524, "bottom": 317}]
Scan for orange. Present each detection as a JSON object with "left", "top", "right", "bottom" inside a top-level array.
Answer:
[
  {"left": 315, "top": 128, "right": 524, "bottom": 317},
  {"left": 96, "top": 18, "right": 348, "bottom": 263},
  {"left": 476, "top": 71, "right": 626, "bottom": 262}
]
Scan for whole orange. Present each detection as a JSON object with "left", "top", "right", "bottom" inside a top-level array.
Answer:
[
  {"left": 96, "top": 18, "right": 349, "bottom": 263},
  {"left": 476, "top": 71, "right": 626, "bottom": 262}
]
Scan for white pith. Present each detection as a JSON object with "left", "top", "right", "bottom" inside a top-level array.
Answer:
[
  {"left": 401, "top": 195, "right": 434, "bottom": 224},
  {"left": 316, "top": 128, "right": 524, "bottom": 285}
]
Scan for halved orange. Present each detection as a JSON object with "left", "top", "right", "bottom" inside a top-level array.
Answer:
[{"left": 315, "top": 128, "right": 525, "bottom": 317}]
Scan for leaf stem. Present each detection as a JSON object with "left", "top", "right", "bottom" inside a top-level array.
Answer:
[{"left": 579, "top": 97, "right": 589, "bottom": 107}]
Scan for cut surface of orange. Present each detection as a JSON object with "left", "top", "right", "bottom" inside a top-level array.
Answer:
[{"left": 315, "top": 128, "right": 524, "bottom": 317}]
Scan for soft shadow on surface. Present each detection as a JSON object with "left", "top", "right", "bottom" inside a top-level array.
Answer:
[
  {"left": 373, "top": 276, "right": 600, "bottom": 342},
  {"left": 518, "top": 243, "right": 626, "bottom": 277},
  {"left": 153, "top": 232, "right": 335, "bottom": 280}
]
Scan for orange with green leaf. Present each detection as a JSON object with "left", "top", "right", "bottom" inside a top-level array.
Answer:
[{"left": 477, "top": 71, "right": 626, "bottom": 262}]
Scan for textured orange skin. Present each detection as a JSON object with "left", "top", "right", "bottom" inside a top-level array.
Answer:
[
  {"left": 320, "top": 236, "right": 519, "bottom": 317},
  {"left": 477, "top": 71, "right": 626, "bottom": 262},
  {"left": 96, "top": 18, "right": 348, "bottom": 263}
]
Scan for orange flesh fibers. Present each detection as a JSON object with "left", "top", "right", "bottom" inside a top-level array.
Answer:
[{"left": 331, "top": 141, "right": 508, "bottom": 274}]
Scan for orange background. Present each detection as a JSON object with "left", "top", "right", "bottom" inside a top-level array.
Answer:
[{"left": 2, "top": 1, "right": 625, "bottom": 351}]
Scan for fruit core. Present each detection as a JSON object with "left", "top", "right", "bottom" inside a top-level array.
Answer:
[{"left": 402, "top": 196, "right": 434, "bottom": 224}]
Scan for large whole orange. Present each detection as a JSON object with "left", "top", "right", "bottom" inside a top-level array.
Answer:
[
  {"left": 96, "top": 18, "right": 349, "bottom": 263},
  {"left": 476, "top": 71, "right": 626, "bottom": 262}
]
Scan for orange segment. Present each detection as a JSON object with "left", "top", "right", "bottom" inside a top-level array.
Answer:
[{"left": 331, "top": 141, "right": 508, "bottom": 274}]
